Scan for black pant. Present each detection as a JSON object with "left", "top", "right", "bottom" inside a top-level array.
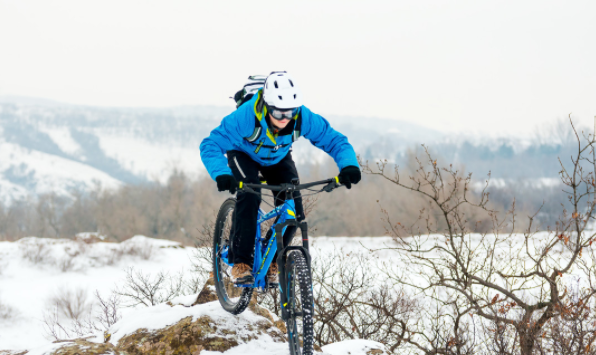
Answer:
[{"left": 227, "top": 150, "right": 305, "bottom": 266}]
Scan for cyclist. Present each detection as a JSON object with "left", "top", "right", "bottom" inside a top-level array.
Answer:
[{"left": 200, "top": 72, "right": 361, "bottom": 285}]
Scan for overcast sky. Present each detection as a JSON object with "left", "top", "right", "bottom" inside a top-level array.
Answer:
[{"left": 0, "top": 0, "right": 594, "bottom": 137}]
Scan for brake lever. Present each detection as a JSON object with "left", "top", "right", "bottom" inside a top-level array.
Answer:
[
  {"left": 322, "top": 178, "right": 341, "bottom": 193},
  {"left": 237, "top": 182, "right": 255, "bottom": 193}
]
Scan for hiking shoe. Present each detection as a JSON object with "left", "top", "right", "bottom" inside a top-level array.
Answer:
[
  {"left": 231, "top": 263, "right": 254, "bottom": 285},
  {"left": 267, "top": 262, "right": 279, "bottom": 285}
]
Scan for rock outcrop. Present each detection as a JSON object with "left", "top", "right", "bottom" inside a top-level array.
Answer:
[
  {"left": 18, "top": 278, "right": 378, "bottom": 355},
  {"left": 26, "top": 278, "right": 290, "bottom": 355}
]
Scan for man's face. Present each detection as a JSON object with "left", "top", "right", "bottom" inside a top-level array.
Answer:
[{"left": 269, "top": 113, "right": 291, "bottom": 130}]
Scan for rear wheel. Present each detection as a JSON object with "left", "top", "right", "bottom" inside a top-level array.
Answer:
[
  {"left": 213, "top": 198, "right": 253, "bottom": 315},
  {"left": 285, "top": 251, "right": 315, "bottom": 355}
]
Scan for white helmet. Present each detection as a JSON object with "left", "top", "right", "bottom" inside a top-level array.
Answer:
[{"left": 263, "top": 71, "right": 303, "bottom": 109}]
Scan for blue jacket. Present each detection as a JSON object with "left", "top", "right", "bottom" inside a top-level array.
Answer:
[{"left": 200, "top": 90, "right": 359, "bottom": 180}]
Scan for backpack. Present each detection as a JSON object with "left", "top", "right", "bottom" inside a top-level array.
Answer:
[
  {"left": 232, "top": 75, "right": 267, "bottom": 109},
  {"left": 233, "top": 75, "right": 302, "bottom": 145}
]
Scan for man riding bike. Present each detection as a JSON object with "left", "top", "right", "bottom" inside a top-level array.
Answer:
[{"left": 200, "top": 71, "right": 361, "bottom": 285}]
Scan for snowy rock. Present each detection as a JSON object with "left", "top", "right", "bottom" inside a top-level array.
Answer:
[
  {"left": 109, "top": 295, "right": 288, "bottom": 354},
  {"left": 0, "top": 351, "right": 28, "bottom": 355},
  {"left": 190, "top": 276, "right": 219, "bottom": 306},
  {"left": 3, "top": 340, "right": 117, "bottom": 355},
  {"left": 74, "top": 233, "right": 106, "bottom": 244},
  {"left": 44, "top": 340, "right": 117, "bottom": 355},
  {"left": 26, "top": 294, "right": 289, "bottom": 354}
]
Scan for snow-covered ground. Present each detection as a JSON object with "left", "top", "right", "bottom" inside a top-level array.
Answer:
[
  {"left": 0, "top": 236, "right": 193, "bottom": 350},
  {"left": 0, "top": 233, "right": 589, "bottom": 353},
  {"left": 0, "top": 235, "right": 398, "bottom": 353}
]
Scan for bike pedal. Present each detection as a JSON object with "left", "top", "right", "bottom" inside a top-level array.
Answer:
[
  {"left": 234, "top": 275, "right": 254, "bottom": 286},
  {"left": 235, "top": 283, "right": 253, "bottom": 288}
]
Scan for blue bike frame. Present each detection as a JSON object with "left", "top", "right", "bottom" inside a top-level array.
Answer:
[{"left": 220, "top": 199, "right": 297, "bottom": 288}]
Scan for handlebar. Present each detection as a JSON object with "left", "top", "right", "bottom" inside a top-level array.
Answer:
[{"left": 238, "top": 177, "right": 343, "bottom": 194}]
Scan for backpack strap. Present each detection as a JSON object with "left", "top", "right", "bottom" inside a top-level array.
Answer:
[
  {"left": 246, "top": 115, "right": 262, "bottom": 143},
  {"left": 246, "top": 91, "right": 265, "bottom": 143}
]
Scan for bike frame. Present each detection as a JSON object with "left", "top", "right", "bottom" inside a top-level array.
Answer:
[
  {"left": 220, "top": 188, "right": 315, "bottom": 321},
  {"left": 218, "top": 177, "right": 339, "bottom": 322}
]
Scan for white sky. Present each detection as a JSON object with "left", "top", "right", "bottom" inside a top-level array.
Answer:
[{"left": 0, "top": 0, "right": 595, "bottom": 136}]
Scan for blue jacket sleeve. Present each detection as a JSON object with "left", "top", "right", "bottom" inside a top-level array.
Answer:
[
  {"left": 300, "top": 106, "right": 359, "bottom": 170},
  {"left": 200, "top": 109, "right": 254, "bottom": 181}
]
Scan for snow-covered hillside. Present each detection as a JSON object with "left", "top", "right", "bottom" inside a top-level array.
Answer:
[
  {"left": 0, "top": 97, "right": 445, "bottom": 204},
  {"left": 0, "top": 98, "right": 232, "bottom": 202},
  {"left": 0, "top": 96, "right": 574, "bottom": 204}
]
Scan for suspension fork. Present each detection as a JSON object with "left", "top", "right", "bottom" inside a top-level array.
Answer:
[{"left": 276, "top": 220, "right": 311, "bottom": 321}]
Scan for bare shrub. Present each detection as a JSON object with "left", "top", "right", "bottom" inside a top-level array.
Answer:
[
  {"left": 119, "top": 239, "right": 155, "bottom": 260},
  {"left": 43, "top": 289, "right": 122, "bottom": 341},
  {"left": 94, "top": 290, "right": 121, "bottom": 330},
  {"left": 58, "top": 257, "right": 75, "bottom": 272},
  {"left": 115, "top": 267, "right": 185, "bottom": 307},
  {"left": 253, "top": 249, "right": 416, "bottom": 352},
  {"left": 0, "top": 297, "right": 15, "bottom": 320},
  {"left": 48, "top": 287, "right": 92, "bottom": 321},
  {"left": 19, "top": 238, "right": 53, "bottom": 265},
  {"left": 361, "top": 118, "right": 596, "bottom": 355},
  {"left": 58, "top": 243, "right": 82, "bottom": 272},
  {"left": 310, "top": 250, "right": 417, "bottom": 351},
  {"left": 43, "top": 306, "right": 73, "bottom": 340},
  {"left": 105, "top": 245, "right": 125, "bottom": 266},
  {"left": 191, "top": 219, "right": 214, "bottom": 277}
]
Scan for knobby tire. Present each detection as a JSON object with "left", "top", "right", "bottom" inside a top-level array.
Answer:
[
  {"left": 213, "top": 198, "right": 253, "bottom": 315},
  {"left": 285, "top": 251, "right": 315, "bottom": 355}
]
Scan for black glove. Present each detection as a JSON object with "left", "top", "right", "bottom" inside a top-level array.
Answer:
[
  {"left": 338, "top": 166, "right": 361, "bottom": 189},
  {"left": 216, "top": 174, "right": 238, "bottom": 194}
]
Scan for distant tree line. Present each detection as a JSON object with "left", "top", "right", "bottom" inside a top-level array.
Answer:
[{"left": 0, "top": 153, "right": 570, "bottom": 243}]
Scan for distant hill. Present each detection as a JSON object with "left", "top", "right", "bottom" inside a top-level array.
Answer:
[{"left": 0, "top": 96, "right": 575, "bottom": 203}]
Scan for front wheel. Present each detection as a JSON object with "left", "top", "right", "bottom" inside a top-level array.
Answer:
[
  {"left": 213, "top": 198, "right": 253, "bottom": 315},
  {"left": 285, "top": 251, "right": 315, "bottom": 355}
]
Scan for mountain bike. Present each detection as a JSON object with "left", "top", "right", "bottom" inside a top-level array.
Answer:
[{"left": 212, "top": 177, "right": 343, "bottom": 355}]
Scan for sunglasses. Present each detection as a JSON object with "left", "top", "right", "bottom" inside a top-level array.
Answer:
[{"left": 267, "top": 106, "right": 300, "bottom": 121}]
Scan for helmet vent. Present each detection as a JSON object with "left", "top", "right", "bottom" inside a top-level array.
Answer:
[
  {"left": 274, "top": 81, "right": 279, "bottom": 89},
  {"left": 289, "top": 80, "right": 294, "bottom": 87},
  {"left": 278, "top": 96, "right": 283, "bottom": 100},
  {"left": 294, "top": 94, "right": 297, "bottom": 99}
]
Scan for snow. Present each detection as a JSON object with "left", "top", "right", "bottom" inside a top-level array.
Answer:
[
  {"left": 0, "top": 235, "right": 398, "bottom": 352},
  {"left": 0, "top": 236, "right": 195, "bottom": 349},
  {"left": 1, "top": 234, "right": 586, "bottom": 353},
  {"left": 199, "top": 336, "right": 290, "bottom": 355},
  {"left": 121, "top": 235, "right": 182, "bottom": 248},
  {"left": 0, "top": 235, "right": 385, "bottom": 352},
  {"left": 169, "top": 293, "right": 200, "bottom": 307},
  {"left": 39, "top": 127, "right": 83, "bottom": 158},
  {"left": 0, "top": 178, "right": 28, "bottom": 205},
  {"left": 0, "top": 140, "right": 121, "bottom": 201},
  {"left": 472, "top": 176, "right": 562, "bottom": 191},
  {"left": 107, "top": 299, "right": 266, "bottom": 344},
  {"left": 310, "top": 236, "right": 396, "bottom": 256},
  {"left": 322, "top": 339, "right": 389, "bottom": 355},
  {"left": 94, "top": 132, "right": 205, "bottom": 183},
  {"left": 23, "top": 342, "right": 65, "bottom": 355}
]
